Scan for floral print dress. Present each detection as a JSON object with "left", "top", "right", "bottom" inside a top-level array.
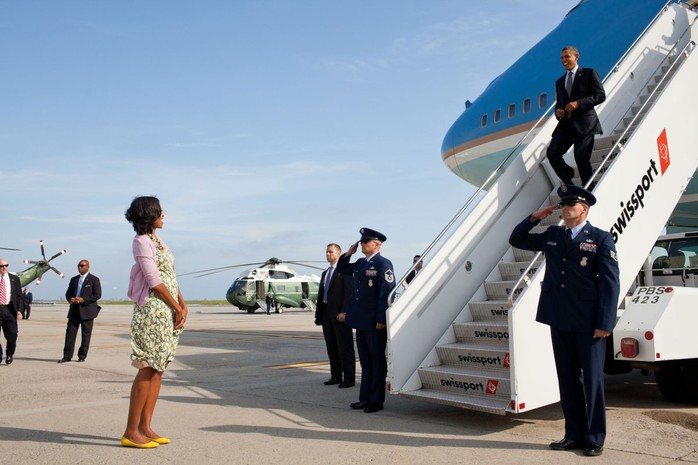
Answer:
[{"left": 130, "top": 235, "right": 183, "bottom": 371}]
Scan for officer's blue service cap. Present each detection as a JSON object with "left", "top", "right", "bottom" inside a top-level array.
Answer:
[
  {"left": 557, "top": 184, "right": 596, "bottom": 206},
  {"left": 360, "top": 227, "right": 387, "bottom": 242}
]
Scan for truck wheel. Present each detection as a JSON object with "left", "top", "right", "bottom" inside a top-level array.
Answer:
[{"left": 655, "top": 360, "right": 698, "bottom": 404}]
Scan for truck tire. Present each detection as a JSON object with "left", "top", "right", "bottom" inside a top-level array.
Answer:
[{"left": 655, "top": 360, "right": 698, "bottom": 404}]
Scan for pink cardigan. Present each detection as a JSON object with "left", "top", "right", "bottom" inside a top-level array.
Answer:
[{"left": 127, "top": 234, "right": 167, "bottom": 306}]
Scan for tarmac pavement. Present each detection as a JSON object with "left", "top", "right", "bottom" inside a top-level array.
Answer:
[{"left": 0, "top": 303, "right": 697, "bottom": 465}]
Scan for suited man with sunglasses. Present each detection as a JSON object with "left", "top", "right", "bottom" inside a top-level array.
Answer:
[
  {"left": 59, "top": 259, "right": 102, "bottom": 363},
  {"left": 509, "top": 185, "right": 620, "bottom": 457}
]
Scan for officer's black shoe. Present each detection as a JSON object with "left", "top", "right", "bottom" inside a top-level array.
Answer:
[
  {"left": 58, "top": 358, "right": 71, "bottom": 363},
  {"left": 363, "top": 403, "right": 383, "bottom": 413},
  {"left": 584, "top": 443, "right": 603, "bottom": 456},
  {"left": 78, "top": 358, "right": 86, "bottom": 362},
  {"left": 323, "top": 378, "right": 340, "bottom": 385},
  {"left": 5, "top": 356, "right": 13, "bottom": 365},
  {"left": 338, "top": 381, "right": 355, "bottom": 388},
  {"left": 350, "top": 401, "right": 368, "bottom": 410},
  {"left": 549, "top": 438, "right": 586, "bottom": 450}
]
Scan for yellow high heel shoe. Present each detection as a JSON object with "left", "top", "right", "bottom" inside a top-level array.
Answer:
[
  {"left": 147, "top": 436, "right": 171, "bottom": 445},
  {"left": 120, "top": 436, "right": 159, "bottom": 449}
]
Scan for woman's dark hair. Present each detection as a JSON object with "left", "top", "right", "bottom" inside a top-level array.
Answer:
[{"left": 125, "top": 196, "right": 162, "bottom": 235}]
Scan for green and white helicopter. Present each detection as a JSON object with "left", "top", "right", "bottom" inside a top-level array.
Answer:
[
  {"left": 183, "top": 258, "right": 323, "bottom": 314},
  {"left": 6, "top": 240, "right": 67, "bottom": 287}
]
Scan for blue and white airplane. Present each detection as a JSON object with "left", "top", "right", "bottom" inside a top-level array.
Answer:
[{"left": 441, "top": 0, "right": 678, "bottom": 187}]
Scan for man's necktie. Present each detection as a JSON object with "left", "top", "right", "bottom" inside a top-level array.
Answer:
[
  {"left": 77, "top": 276, "right": 85, "bottom": 297},
  {"left": 0, "top": 277, "right": 6, "bottom": 306},
  {"left": 566, "top": 71, "right": 574, "bottom": 96},
  {"left": 323, "top": 267, "right": 333, "bottom": 303}
]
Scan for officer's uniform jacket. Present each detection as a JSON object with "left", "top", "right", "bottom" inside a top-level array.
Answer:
[
  {"left": 509, "top": 217, "right": 620, "bottom": 333},
  {"left": 336, "top": 252, "right": 395, "bottom": 331}
]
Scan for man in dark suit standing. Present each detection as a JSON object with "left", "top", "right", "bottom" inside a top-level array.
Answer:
[
  {"left": 547, "top": 46, "right": 606, "bottom": 188},
  {"left": 0, "top": 258, "right": 23, "bottom": 365},
  {"left": 22, "top": 287, "right": 33, "bottom": 320},
  {"left": 59, "top": 259, "right": 102, "bottom": 363},
  {"left": 315, "top": 243, "right": 355, "bottom": 388},
  {"left": 337, "top": 228, "right": 395, "bottom": 413},
  {"left": 509, "top": 185, "right": 620, "bottom": 457}
]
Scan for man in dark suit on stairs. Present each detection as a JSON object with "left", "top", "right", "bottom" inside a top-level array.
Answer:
[
  {"left": 59, "top": 259, "right": 102, "bottom": 363},
  {"left": 315, "top": 243, "right": 355, "bottom": 388},
  {"left": 547, "top": 46, "right": 606, "bottom": 188}
]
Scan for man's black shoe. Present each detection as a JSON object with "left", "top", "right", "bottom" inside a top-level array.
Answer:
[
  {"left": 350, "top": 401, "right": 368, "bottom": 410},
  {"left": 323, "top": 378, "right": 340, "bottom": 385},
  {"left": 584, "top": 443, "right": 604, "bottom": 456},
  {"left": 363, "top": 403, "right": 383, "bottom": 413},
  {"left": 549, "top": 438, "right": 586, "bottom": 450},
  {"left": 338, "top": 381, "right": 355, "bottom": 388},
  {"left": 58, "top": 358, "right": 71, "bottom": 363},
  {"left": 5, "top": 356, "right": 12, "bottom": 365},
  {"left": 78, "top": 358, "right": 86, "bottom": 362}
]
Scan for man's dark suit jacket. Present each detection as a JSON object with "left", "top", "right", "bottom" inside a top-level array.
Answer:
[
  {"left": 553, "top": 66, "right": 606, "bottom": 136},
  {"left": 315, "top": 267, "right": 352, "bottom": 325},
  {"left": 65, "top": 273, "right": 102, "bottom": 320},
  {"left": 5, "top": 274, "right": 23, "bottom": 318}
]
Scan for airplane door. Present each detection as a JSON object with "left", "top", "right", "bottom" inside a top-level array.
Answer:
[{"left": 256, "top": 281, "right": 265, "bottom": 298}]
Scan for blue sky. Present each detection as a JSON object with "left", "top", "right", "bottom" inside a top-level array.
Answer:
[{"left": 1, "top": 1, "right": 577, "bottom": 300}]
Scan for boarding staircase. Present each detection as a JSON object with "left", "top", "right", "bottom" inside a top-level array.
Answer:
[{"left": 387, "top": 2, "right": 698, "bottom": 414}]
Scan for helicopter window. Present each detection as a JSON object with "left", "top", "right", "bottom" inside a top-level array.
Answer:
[
  {"left": 480, "top": 113, "right": 488, "bottom": 127},
  {"left": 507, "top": 103, "right": 515, "bottom": 118},
  {"left": 522, "top": 98, "right": 531, "bottom": 113},
  {"left": 268, "top": 270, "right": 293, "bottom": 279},
  {"left": 538, "top": 92, "right": 548, "bottom": 109},
  {"left": 493, "top": 108, "right": 501, "bottom": 123}
]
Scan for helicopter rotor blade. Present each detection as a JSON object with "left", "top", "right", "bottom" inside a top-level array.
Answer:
[
  {"left": 0, "top": 247, "right": 20, "bottom": 251},
  {"left": 36, "top": 271, "right": 45, "bottom": 285},
  {"left": 40, "top": 240, "right": 47, "bottom": 260},
  {"left": 49, "top": 249, "right": 68, "bottom": 262},
  {"left": 49, "top": 266, "right": 65, "bottom": 278},
  {"left": 24, "top": 260, "right": 40, "bottom": 265},
  {"left": 178, "top": 262, "right": 269, "bottom": 277}
]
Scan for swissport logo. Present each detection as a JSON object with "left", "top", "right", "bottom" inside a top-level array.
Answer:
[
  {"left": 657, "top": 128, "right": 670, "bottom": 174},
  {"left": 610, "top": 128, "right": 670, "bottom": 243}
]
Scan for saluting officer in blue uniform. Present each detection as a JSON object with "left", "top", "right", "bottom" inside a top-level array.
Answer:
[
  {"left": 509, "top": 185, "right": 620, "bottom": 457},
  {"left": 336, "top": 228, "right": 395, "bottom": 413}
]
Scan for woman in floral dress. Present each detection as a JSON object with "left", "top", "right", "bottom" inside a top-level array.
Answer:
[{"left": 121, "top": 196, "right": 188, "bottom": 449}]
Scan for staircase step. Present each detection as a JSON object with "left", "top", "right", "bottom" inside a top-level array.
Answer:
[
  {"left": 418, "top": 365, "right": 511, "bottom": 399},
  {"left": 513, "top": 248, "right": 537, "bottom": 261},
  {"left": 469, "top": 300, "right": 512, "bottom": 321},
  {"left": 498, "top": 260, "right": 543, "bottom": 280},
  {"left": 400, "top": 388, "right": 509, "bottom": 415},
  {"left": 483, "top": 281, "right": 524, "bottom": 301},
  {"left": 453, "top": 320, "right": 510, "bottom": 345},
  {"left": 436, "top": 342, "right": 510, "bottom": 374}
]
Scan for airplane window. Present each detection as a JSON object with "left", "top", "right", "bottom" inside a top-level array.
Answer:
[
  {"left": 522, "top": 98, "right": 531, "bottom": 113},
  {"left": 480, "top": 114, "right": 488, "bottom": 127},
  {"left": 493, "top": 109, "right": 501, "bottom": 123},
  {"left": 507, "top": 104, "right": 515, "bottom": 118},
  {"left": 538, "top": 93, "right": 548, "bottom": 109}
]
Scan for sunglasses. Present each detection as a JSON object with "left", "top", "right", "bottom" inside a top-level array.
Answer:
[
  {"left": 78, "top": 264, "right": 88, "bottom": 268},
  {"left": 0, "top": 264, "right": 8, "bottom": 268}
]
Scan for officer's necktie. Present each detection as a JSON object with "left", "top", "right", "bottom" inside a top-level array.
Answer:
[
  {"left": 566, "top": 71, "right": 574, "bottom": 96},
  {"left": 565, "top": 228, "right": 572, "bottom": 244},
  {"left": 323, "top": 266, "right": 333, "bottom": 303},
  {"left": 0, "top": 276, "right": 6, "bottom": 306}
]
